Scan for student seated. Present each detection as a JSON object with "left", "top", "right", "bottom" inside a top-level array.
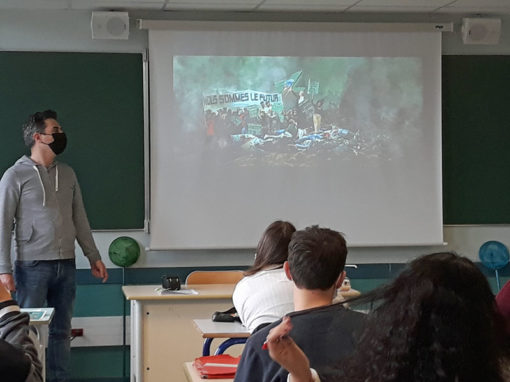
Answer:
[
  {"left": 266, "top": 252, "right": 509, "bottom": 382},
  {"left": 0, "top": 284, "right": 43, "bottom": 382},
  {"left": 234, "top": 226, "right": 365, "bottom": 381},
  {"left": 233, "top": 220, "right": 296, "bottom": 333}
]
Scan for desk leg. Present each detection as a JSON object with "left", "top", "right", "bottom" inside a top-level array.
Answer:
[
  {"left": 131, "top": 300, "right": 143, "bottom": 382},
  {"left": 30, "top": 325, "right": 47, "bottom": 382},
  {"left": 215, "top": 338, "right": 248, "bottom": 355},
  {"left": 202, "top": 338, "right": 213, "bottom": 356}
]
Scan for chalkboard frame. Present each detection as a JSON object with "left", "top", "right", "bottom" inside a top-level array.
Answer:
[
  {"left": 442, "top": 55, "right": 510, "bottom": 224},
  {"left": 0, "top": 51, "right": 145, "bottom": 229}
]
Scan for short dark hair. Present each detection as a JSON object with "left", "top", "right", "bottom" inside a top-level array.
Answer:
[
  {"left": 288, "top": 226, "right": 347, "bottom": 290},
  {"left": 22, "top": 110, "right": 57, "bottom": 148},
  {"left": 244, "top": 220, "right": 296, "bottom": 277}
]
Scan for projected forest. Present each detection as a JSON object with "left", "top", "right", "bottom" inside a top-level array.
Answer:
[{"left": 173, "top": 56, "right": 422, "bottom": 167}]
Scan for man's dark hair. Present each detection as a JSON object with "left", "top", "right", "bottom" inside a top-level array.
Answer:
[
  {"left": 22, "top": 110, "right": 57, "bottom": 148},
  {"left": 288, "top": 226, "right": 347, "bottom": 290}
]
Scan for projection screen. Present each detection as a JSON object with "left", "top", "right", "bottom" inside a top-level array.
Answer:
[{"left": 146, "top": 21, "right": 443, "bottom": 249}]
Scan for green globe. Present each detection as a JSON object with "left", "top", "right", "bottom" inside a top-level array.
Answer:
[{"left": 108, "top": 236, "right": 140, "bottom": 267}]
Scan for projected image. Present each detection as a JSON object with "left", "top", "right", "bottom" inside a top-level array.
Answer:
[{"left": 173, "top": 56, "right": 422, "bottom": 167}]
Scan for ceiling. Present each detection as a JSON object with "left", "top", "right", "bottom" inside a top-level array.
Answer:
[{"left": 0, "top": 0, "right": 509, "bottom": 14}]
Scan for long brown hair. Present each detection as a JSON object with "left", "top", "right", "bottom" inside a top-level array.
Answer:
[{"left": 244, "top": 220, "right": 296, "bottom": 276}]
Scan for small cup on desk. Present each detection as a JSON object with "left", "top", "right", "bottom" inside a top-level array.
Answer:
[{"left": 161, "top": 275, "right": 181, "bottom": 290}]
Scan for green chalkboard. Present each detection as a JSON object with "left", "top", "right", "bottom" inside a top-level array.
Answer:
[
  {"left": 0, "top": 52, "right": 144, "bottom": 229},
  {"left": 443, "top": 56, "right": 510, "bottom": 224}
]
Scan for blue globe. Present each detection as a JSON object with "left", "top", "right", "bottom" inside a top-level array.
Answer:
[{"left": 479, "top": 241, "right": 509, "bottom": 270}]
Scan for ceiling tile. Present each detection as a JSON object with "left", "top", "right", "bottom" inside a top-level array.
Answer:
[
  {"left": 439, "top": 7, "right": 510, "bottom": 14},
  {"left": 441, "top": 0, "right": 510, "bottom": 14},
  {"left": 349, "top": 6, "right": 445, "bottom": 12},
  {"left": 261, "top": 0, "right": 354, "bottom": 3},
  {"left": 0, "top": 0, "right": 508, "bottom": 14},
  {"left": 258, "top": 0, "right": 354, "bottom": 11},
  {"left": 448, "top": 0, "right": 510, "bottom": 6},
  {"left": 352, "top": 0, "right": 510, "bottom": 13},
  {"left": 70, "top": 0, "right": 166, "bottom": 10},
  {"left": 357, "top": 0, "right": 452, "bottom": 6},
  {"left": 0, "top": 0, "right": 69, "bottom": 10},
  {"left": 164, "top": 0, "right": 260, "bottom": 11}
]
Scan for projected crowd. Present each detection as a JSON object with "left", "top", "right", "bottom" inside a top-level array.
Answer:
[
  {"left": 203, "top": 83, "right": 373, "bottom": 166},
  {"left": 171, "top": 56, "right": 423, "bottom": 167}
]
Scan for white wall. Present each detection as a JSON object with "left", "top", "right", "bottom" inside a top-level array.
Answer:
[
  {"left": 0, "top": 10, "right": 146, "bottom": 52},
  {"left": 73, "top": 226, "right": 510, "bottom": 268},
  {"left": 1, "top": 10, "right": 509, "bottom": 54},
  {"left": 2, "top": 9, "right": 509, "bottom": 267}
]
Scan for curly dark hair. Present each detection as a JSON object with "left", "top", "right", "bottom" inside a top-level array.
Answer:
[{"left": 337, "top": 252, "right": 506, "bottom": 382}]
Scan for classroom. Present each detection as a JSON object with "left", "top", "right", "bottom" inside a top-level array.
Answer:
[{"left": 1, "top": 1, "right": 510, "bottom": 381}]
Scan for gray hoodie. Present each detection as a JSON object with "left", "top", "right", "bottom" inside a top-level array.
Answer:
[{"left": 0, "top": 155, "right": 100, "bottom": 274}]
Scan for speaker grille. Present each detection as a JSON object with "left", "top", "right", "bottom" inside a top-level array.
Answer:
[
  {"left": 106, "top": 17, "right": 127, "bottom": 37},
  {"left": 91, "top": 12, "right": 129, "bottom": 40},
  {"left": 462, "top": 18, "right": 501, "bottom": 45}
]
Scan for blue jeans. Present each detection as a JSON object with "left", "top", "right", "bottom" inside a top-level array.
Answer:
[{"left": 15, "top": 259, "right": 76, "bottom": 382}]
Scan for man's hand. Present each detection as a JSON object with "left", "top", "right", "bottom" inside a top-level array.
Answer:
[
  {"left": 90, "top": 260, "right": 108, "bottom": 283},
  {"left": 266, "top": 316, "right": 314, "bottom": 382},
  {"left": 0, "top": 273, "right": 15, "bottom": 292},
  {"left": 0, "top": 283, "right": 12, "bottom": 302}
]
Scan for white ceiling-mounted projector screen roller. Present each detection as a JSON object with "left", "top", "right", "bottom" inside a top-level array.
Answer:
[{"left": 146, "top": 21, "right": 443, "bottom": 249}]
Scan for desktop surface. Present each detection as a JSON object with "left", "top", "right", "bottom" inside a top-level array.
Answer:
[{"left": 122, "top": 284, "right": 235, "bottom": 301}]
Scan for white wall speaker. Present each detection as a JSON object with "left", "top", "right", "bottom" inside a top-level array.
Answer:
[
  {"left": 461, "top": 18, "right": 501, "bottom": 45},
  {"left": 91, "top": 12, "right": 129, "bottom": 40}
]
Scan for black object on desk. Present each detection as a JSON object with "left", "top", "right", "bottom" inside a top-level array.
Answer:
[
  {"left": 212, "top": 307, "right": 241, "bottom": 323},
  {"left": 162, "top": 275, "right": 181, "bottom": 290}
]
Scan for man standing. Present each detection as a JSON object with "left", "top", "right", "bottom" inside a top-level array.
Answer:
[
  {"left": 0, "top": 110, "right": 108, "bottom": 382},
  {"left": 234, "top": 226, "right": 365, "bottom": 382}
]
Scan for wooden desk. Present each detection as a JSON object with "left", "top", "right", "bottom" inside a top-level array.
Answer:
[
  {"left": 193, "top": 319, "right": 250, "bottom": 338},
  {"left": 339, "top": 288, "right": 361, "bottom": 299},
  {"left": 22, "top": 307, "right": 55, "bottom": 324},
  {"left": 122, "top": 284, "right": 236, "bottom": 382},
  {"left": 183, "top": 362, "right": 234, "bottom": 382},
  {"left": 193, "top": 319, "right": 250, "bottom": 356}
]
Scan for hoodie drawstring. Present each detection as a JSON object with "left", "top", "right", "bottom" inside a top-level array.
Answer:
[
  {"left": 33, "top": 166, "right": 46, "bottom": 207},
  {"left": 32, "top": 164, "right": 58, "bottom": 207}
]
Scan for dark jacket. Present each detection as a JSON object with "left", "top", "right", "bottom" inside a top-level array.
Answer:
[
  {"left": 234, "top": 303, "right": 365, "bottom": 382},
  {"left": 0, "top": 299, "right": 43, "bottom": 382}
]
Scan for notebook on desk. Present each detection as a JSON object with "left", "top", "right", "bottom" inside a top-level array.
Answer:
[
  {"left": 154, "top": 287, "right": 198, "bottom": 296},
  {"left": 21, "top": 307, "right": 55, "bottom": 324},
  {"left": 193, "top": 354, "right": 240, "bottom": 379}
]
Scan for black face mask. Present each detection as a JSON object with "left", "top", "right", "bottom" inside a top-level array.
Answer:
[{"left": 45, "top": 133, "right": 67, "bottom": 155}]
